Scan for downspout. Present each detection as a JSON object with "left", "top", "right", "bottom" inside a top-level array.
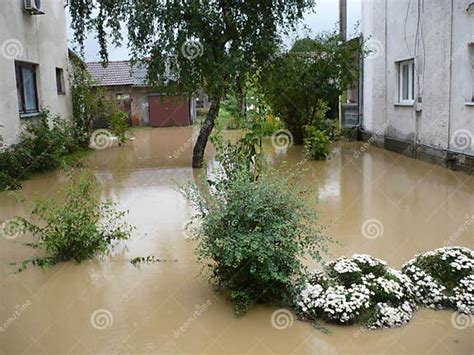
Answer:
[
  {"left": 384, "top": 0, "right": 388, "bottom": 142},
  {"left": 358, "top": 35, "right": 364, "bottom": 128},
  {"left": 339, "top": 0, "right": 347, "bottom": 129},
  {"left": 446, "top": 0, "right": 454, "bottom": 152}
]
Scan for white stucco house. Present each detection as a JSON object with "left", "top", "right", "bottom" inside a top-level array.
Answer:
[
  {"left": 361, "top": 0, "right": 474, "bottom": 173},
  {"left": 0, "top": 0, "right": 72, "bottom": 147}
]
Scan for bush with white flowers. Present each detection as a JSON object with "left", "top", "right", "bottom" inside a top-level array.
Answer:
[
  {"left": 295, "top": 254, "right": 417, "bottom": 329},
  {"left": 402, "top": 247, "right": 473, "bottom": 314}
]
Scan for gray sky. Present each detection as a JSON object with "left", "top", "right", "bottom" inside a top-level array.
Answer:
[{"left": 67, "top": 0, "right": 361, "bottom": 62}]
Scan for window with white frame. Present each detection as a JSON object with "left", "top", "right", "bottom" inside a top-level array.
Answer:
[{"left": 398, "top": 59, "right": 415, "bottom": 104}]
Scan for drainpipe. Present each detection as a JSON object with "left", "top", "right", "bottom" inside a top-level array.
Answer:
[
  {"left": 446, "top": 0, "right": 454, "bottom": 152},
  {"left": 339, "top": 0, "right": 347, "bottom": 129}
]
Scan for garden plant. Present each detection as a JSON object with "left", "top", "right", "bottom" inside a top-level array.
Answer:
[
  {"left": 402, "top": 246, "right": 473, "bottom": 314},
  {"left": 14, "top": 171, "right": 133, "bottom": 271},
  {"left": 295, "top": 247, "right": 473, "bottom": 330},
  {"left": 260, "top": 32, "right": 363, "bottom": 145},
  {"left": 183, "top": 123, "right": 331, "bottom": 314},
  {"left": 0, "top": 112, "right": 82, "bottom": 190}
]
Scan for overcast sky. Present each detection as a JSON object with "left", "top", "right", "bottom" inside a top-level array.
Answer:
[{"left": 67, "top": 0, "right": 361, "bottom": 62}]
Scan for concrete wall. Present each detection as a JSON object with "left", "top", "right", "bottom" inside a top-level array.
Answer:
[
  {"left": 362, "top": 0, "right": 474, "bottom": 171},
  {"left": 0, "top": 0, "right": 72, "bottom": 146}
]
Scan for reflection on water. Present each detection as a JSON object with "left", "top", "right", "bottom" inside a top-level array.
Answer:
[{"left": 0, "top": 127, "right": 473, "bottom": 354}]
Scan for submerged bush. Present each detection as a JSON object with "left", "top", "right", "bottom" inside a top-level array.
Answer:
[
  {"left": 108, "top": 109, "right": 129, "bottom": 145},
  {"left": 0, "top": 112, "right": 83, "bottom": 190},
  {"left": 16, "top": 171, "right": 133, "bottom": 270},
  {"left": 295, "top": 254, "right": 417, "bottom": 329},
  {"left": 402, "top": 246, "right": 473, "bottom": 314},
  {"left": 303, "top": 102, "right": 331, "bottom": 160},
  {"left": 183, "top": 164, "right": 330, "bottom": 315},
  {"left": 303, "top": 126, "right": 331, "bottom": 160}
]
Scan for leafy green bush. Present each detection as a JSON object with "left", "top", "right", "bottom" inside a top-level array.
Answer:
[
  {"left": 183, "top": 163, "right": 330, "bottom": 315},
  {"left": 303, "top": 126, "right": 331, "bottom": 160},
  {"left": 219, "top": 96, "right": 244, "bottom": 130},
  {"left": 216, "top": 105, "right": 241, "bottom": 130},
  {"left": 402, "top": 247, "right": 473, "bottom": 313},
  {"left": 0, "top": 112, "right": 81, "bottom": 190},
  {"left": 260, "top": 32, "right": 363, "bottom": 144},
  {"left": 70, "top": 57, "right": 103, "bottom": 147},
  {"left": 16, "top": 171, "right": 133, "bottom": 270},
  {"left": 108, "top": 109, "right": 129, "bottom": 145}
]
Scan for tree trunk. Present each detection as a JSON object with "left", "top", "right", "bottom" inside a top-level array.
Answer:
[
  {"left": 293, "top": 128, "right": 305, "bottom": 145},
  {"left": 192, "top": 98, "right": 221, "bottom": 168}
]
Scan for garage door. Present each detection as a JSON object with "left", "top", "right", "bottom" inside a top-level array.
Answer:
[{"left": 148, "top": 95, "right": 191, "bottom": 127}]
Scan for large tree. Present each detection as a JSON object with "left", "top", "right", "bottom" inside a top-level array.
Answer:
[
  {"left": 260, "top": 32, "right": 363, "bottom": 144},
  {"left": 68, "top": 0, "right": 314, "bottom": 167}
]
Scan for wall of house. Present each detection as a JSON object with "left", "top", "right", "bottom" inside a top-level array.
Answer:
[
  {"left": 362, "top": 0, "right": 474, "bottom": 171},
  {"left": 0, "top": 0, "right": 72, "bottom": 146},
  {"left": 450, "top": 1, "right": 474, "bottom": 155}
]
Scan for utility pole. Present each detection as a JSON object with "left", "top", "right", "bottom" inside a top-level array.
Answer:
[
  {"left": 338, "top": 0, "right": 347, "bottom": 129},
  {"left": 339, "top": 0, "right": 347, "bottom": 41}
]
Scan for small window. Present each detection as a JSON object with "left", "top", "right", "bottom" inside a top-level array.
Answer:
[
  {"left": 15, "top": 61, "right": 39, "bottom": 115},
  {"left": 116, "top": 93, "right": 130, "bottom": 100},
  {"left": 398, "top": 59, "right": 415, "bottom": 104},
  {"left": 56, "top": 68, "right": 65, "bottom": 95}
]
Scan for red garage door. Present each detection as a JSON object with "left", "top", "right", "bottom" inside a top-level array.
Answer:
[{"left": 148, "top": 95, "right": 191, "bottom": 127}]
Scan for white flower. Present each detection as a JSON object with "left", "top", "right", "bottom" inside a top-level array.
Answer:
[
  {"left": 402, "top": 247, "right": 473, "bottom": 310},
  {"left": 450, "top": 275, "right": 474, "bottom": 314},
  {"left": 352, "top": 254, "right": 387, "bottom": 267},
  {"left": 367, "top": 301, "right": 415, "bottom": 329},
  {"left": 330, "top": 257, "right": 362, "bottom": 274}
]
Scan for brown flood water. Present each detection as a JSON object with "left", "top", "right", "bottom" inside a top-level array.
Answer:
[{"left": 0, "top": 126, "right": 473, "bottom": 354}]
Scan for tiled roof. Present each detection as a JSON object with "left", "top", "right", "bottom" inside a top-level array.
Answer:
[{"left": 85, "top": 60, "right": 148, "bottom": 87}]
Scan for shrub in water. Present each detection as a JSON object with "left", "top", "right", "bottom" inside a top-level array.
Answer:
[
  {"left": 295, "top": 254, "right": 417, "bottom": 329},
  {"left": 303, "top": 127, "right": 331, "bottom": 160},
  {"left": 0, "top": 112, "right": 81, "bottom": 190},
  {"left": 303, "top": 102, "right": 331, "bottom": 160},
  {"left": 17, "top": 171, "right": 133, "bottom": 270},
  {"left": 108, "top": 109, "right": 129, "bottom": 145},
  {"left": 402, "top": 246, "right": 473, "bottom": 314},
  {"left": 183, "top": 164, "right": 330, "bottom": 315}
]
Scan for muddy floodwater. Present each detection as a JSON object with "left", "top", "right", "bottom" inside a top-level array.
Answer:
[{"left": 1, "top": 127, "right": 473, "bottom": 354}]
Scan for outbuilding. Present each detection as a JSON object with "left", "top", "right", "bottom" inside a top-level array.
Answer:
[{"left": 86, "top": 60, "right": 196, "bottom": 127}]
